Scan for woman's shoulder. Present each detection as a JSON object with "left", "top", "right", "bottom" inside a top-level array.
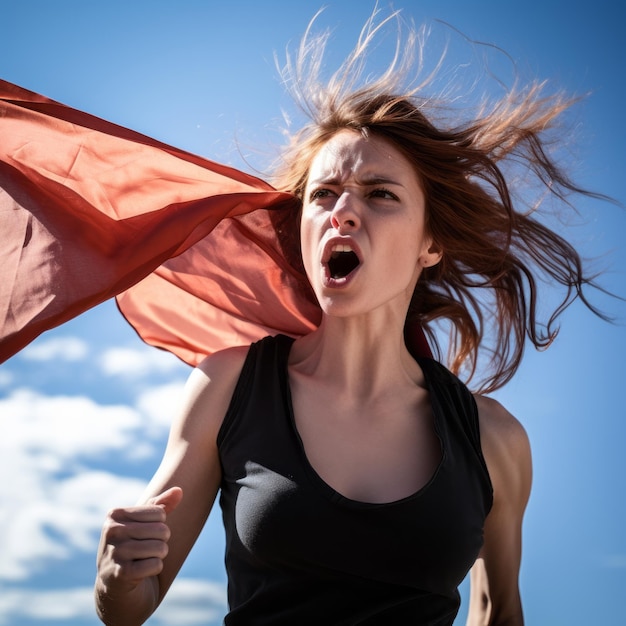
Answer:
[
  {"left": 191, "top": 344, "right": 251, "bottom": 406},
  {"left": 473, "top": 395, "right": 529, "bottom": 452},
  {"left": 194, "top": 334, "right": 290, "bottom": 395},
  {"left": 171, "top": 344, "right": 251, "bottom": 439},
  {"left": 196, "top": 343, "right": 250, "bottom": 380},
  {"left": 473, "top": 394, "right": 532, "bottom": 505}
]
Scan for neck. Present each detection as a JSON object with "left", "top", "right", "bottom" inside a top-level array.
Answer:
[{"left": 290, "top": 310, "right": 423, "bottom": 400}]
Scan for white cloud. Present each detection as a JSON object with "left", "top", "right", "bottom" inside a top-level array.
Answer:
[
  {"left": 0, "top": 352, "right": 209, "bottom": 625},
  {"left": 100, "top": 346, "right": 186, "bottom": 378},
  {"left": 0, "top": 466, "right": 146, "bottom": 581},
  {"left": 0, "top": 388, "right": 156, "bottom": 581},
  {"left": 1, "top": 388, "right": 143, "bottom": 459},
  {"left": 136, "top": 380, "right": 187, "bottom": 434},
  {"left": 151, "top": 578, "right": 228, "bottom": 625},
  {"left": 20, "top": 337, "right": 89, "bottom": 362},
  {"left": 0, "top": 587, "right": 96, "bottom": 623},
  {"left": 0, "top": 579, "right": 227, "bottom": 625},
  {"left": 0, "top": 368, "right": 13, "bottom": 388}
]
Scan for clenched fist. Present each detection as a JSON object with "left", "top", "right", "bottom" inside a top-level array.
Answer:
[{"left": 96, "top": 487, "right": 183, "bottom": 602}]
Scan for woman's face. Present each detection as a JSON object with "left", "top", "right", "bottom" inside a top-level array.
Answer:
[{"left": 300, "top": 129, "right": 440, "bottom": 319}]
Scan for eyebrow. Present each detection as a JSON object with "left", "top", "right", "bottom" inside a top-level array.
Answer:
[
  {"left": 308, "top": 174, "right": 404, "bottom": 187},
  {"left": 359, "top": 175, "right": 403, "bottom": 186}
]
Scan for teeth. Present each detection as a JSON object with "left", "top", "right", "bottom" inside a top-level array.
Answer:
[
  {"left": 327, "top": 243, "right": 360, "bottom": 279},
  {"left": 330, "top": 244, "right": 353, "bottom": 257}
]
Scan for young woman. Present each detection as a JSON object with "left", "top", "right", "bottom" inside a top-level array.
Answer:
[{"left": 93, "top": 12, "right": 604, "bottom": 626}]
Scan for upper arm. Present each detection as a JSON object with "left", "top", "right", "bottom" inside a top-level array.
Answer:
[
  {"left": 467, "top": 395, "right": 532, "bottom": 626},
  {"left": 138, "top": 345, "right": 248, "bottom": 604}
]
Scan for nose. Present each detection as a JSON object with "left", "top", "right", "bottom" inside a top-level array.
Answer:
[{"left": 329, "top": 192, "right": 360, "bottom": 232}]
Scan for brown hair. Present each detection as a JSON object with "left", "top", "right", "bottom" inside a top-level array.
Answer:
[{"left": 272, "top": 10, "right": 609, "bottom": 392}]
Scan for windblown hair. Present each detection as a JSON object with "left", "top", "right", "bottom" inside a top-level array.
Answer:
[{"left": 272, "top": 9, "right": 608, "bottom": 392}]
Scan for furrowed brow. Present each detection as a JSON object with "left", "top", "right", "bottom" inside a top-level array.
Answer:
[
  {"left": 307, "top": 174, "right": 403, "bottom": 187},
  {"left": 308, "top": 175, "right": 341, "bottom": 187},
  {"left": 358, "top": 175, "right": 403, "bottom": 186}
]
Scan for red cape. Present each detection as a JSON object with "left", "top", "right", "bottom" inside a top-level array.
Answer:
[{"left": 0, "top": 80, "right": 430, "bottom": 365}]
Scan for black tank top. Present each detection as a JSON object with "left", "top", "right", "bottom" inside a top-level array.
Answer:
[{"left": 217, "top": 334, "right": 493, "bottom": 625}]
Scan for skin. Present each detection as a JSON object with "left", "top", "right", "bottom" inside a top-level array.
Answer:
[{"left": 95, "top": 130, "right": 532, "bottom": 625}]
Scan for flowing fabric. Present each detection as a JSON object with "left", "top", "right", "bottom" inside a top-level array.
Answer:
[{"left": 0, "top": 80, "right": 430, "bottom": 365}]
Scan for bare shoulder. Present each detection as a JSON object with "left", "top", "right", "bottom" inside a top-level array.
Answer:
[
  {"left": 473, "top": 394, "right": 532, "bottom": 505},
  {"left": 194, "top": 344, "right": 250, "bottom": 393},
  {"left": 473, "top": 395, "right": 530, "bottom": 459},
  {"left": 171, "top": 344, "right": 250, "bottom": 439},
  {"left": 143, "top": 345, "right": 249, "bottom": 500},
  {"left": 134, "top": 344, "right": 251, "bottom": 602}
]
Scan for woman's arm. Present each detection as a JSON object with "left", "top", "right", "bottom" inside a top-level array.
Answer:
[
  {"left": 466, "top": 395, "right": 533, "bottom": 626},
  {"left": 94, "top": 345, "right": 248, "bottom": 625}
]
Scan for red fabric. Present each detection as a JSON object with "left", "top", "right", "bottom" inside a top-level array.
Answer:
[{"left": 0, "top": 80, "right": 431, "bottom": 365}]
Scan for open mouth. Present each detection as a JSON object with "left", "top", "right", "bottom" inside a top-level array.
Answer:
[{"left": 327, "top": 247, "right": 361, "bottom": 279}]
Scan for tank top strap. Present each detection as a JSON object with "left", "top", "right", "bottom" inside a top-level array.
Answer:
[
  {"left": 218, "top": 334, "right": 294, "bottom": 450},
  {"left": 417, "top": 356, "right": 490, "bottom": 486}
]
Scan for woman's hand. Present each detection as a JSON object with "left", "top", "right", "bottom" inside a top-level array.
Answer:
[
  {"left": 95, "top": 487, "right": 183, "bottom": 624},
  {"left": 94, "top": 344, "right": 247, "bottom": 624}
]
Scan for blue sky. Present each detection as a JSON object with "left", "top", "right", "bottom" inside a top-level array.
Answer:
[{"left": 1, "top": 1, "right": 625, "bottom": 624}]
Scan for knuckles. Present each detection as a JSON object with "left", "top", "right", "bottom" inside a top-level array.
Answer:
[
  {"left": 97, "top": 504, "right": 173, "bottom": 586},
  {"left": 107, "top": 505, "right": 166, "bottom": 523}
]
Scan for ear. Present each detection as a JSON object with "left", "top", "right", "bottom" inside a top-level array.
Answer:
[{"left": 419, "top": 240, "right": 443, "bottom": 268}]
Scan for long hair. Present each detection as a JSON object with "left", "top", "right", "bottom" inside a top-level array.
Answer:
[{"left": 271, "top": 9, "right": 609, "bottom": 392}]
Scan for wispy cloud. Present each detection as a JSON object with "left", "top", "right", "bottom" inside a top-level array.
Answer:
[
  {"left": 1, "top": 388, "right": 143, "bottom": 458},
  {"left": 137, "top": 380, "right": 188, "bottom": 436},
  {"left": 0, "top": 587, "right": 96, "bottom": 624},
  {"left": 0, "top": 379, "right": 186, "bottom": 583},
  {"left": 20, "top": 337, "right": 89, "bottom": 362},
  {"left": 0, "top": 579, "right": 227, "bottom": 625},
  {"left": 0, "top": 464, "right": 147, "bottom": 581},
  {"left": 0, "top": 389, "right": 144, "bottom": 580},
  {"left": 0, "top": 333, "right": 207, "bottom": 624},
  {"left": 99, "top": 346, "right": 186, "bottom": 378},
  {"left": 151, "top": 578, "right": 228, "bottom": 625},
  {"left": 0, "top": 369, "right": 13, "bottom": 388}
]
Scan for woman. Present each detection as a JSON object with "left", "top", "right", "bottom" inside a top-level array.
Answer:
[{"left": 94, "top": 12, "right": 603, "bottom": 626}]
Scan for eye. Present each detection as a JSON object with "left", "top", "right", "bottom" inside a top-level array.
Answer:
[
  {"left": 308, "top": 188, "right": 335, "bottom": 201},
  {"left": 369, "top": 187, "right": 399, "bottom": 201}
]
